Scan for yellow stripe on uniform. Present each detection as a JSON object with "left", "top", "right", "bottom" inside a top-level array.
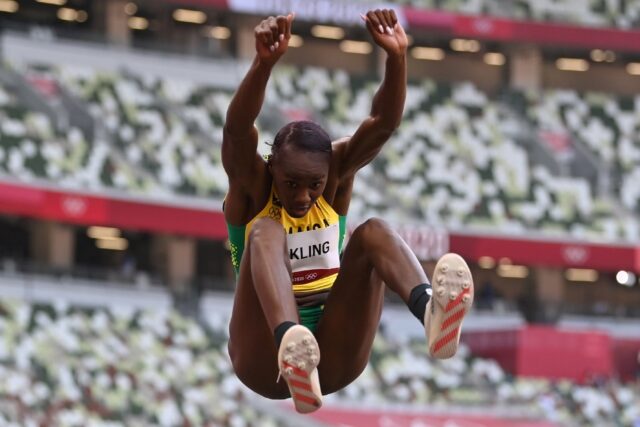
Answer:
[{"left": 292, "top": 274, "right": 338, "bottom": 294}]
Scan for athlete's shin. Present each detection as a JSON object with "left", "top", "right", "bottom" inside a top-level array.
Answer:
[
  {"left": 352, "top": 218, "right": 428, "bottom": 302},
  {"left": 248, "top": 218, "right": 299, "bottom": 331}
]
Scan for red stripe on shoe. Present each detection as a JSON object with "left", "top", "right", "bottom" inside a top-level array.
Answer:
[
  {"left": 283, "top": 362, "right": 309, "bottom": 378},
  {"left": 292, "top": 392, "right": 320, "bottom": 407},
  {"left": 441, "top": 307, "right": 466, "bottom": 331},
  {"left": 433, "top": 326, "right": 460, "bottom": 353},
  {"left": 289, "top": 379, "right": 312, "bottom": 392},
  {"left": 445, "top": 288, "right": 470, "bottom": 313}
]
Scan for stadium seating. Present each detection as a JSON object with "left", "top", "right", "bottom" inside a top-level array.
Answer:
[
  {"left": 2, "top": 62, "right": 637, "bottom": 241},
  {"left": 384, "top": 0, "right": 640, "bottom": 29},
  {"left": 0, "top": 70, "right": 156, "bottom": 193},
  {"left": 1, "top": 298, "right": 637, "bottom": 426},
  {"left": 270, "top": 67, "right": 632, "bottom": 240},
  {"left": 0, "top": 299, "right": 281, "bottom": 426},
  {"left": 335, "top": 329, "right": 640, "bottom": 427},
  {"left": 527, "top": 88, "right": 640, "bottom": 214},
  {"left": 55, "top": 65, "right": 229, "bottom": 198},
  {"left": 0, "top": 5, "right": 638, "bottom": 427}
]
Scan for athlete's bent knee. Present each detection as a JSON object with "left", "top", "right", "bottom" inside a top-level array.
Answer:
[
  {"left": 228, "top": 353, "right": 290, "bottom": 399},
  {"left": 361, "top": 217, "right": 391, "bottom": 233},
  {"left": 248, "top": 217, "right": 284, "bottom": 243},
  {"left": 352, "top": 217, "right": 393, "bottom": 243},
  {"left": 321, "top": 360, "right": 370, "bottom": 395},
  {"left": 247, "top": 217, "right": 290, "bottom": 272}
]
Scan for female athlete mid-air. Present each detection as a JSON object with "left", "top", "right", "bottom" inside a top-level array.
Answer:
[{"left": 222, "top": 9, "right": 474, "bottom": 413}]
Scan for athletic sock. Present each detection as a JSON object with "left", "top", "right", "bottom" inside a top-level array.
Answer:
[
  {"left": 407, "top": 283, "right": 432, "bottom": 325},
  {"left": 274, "top": 321, "right": 297, "bottom": 349}
]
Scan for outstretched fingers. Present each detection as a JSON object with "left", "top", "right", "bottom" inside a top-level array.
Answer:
[
  {"left": 366, "top": 9, "right": 396, "bottom": 35},
  {"left": 255, "top": 20, "right": 273, "bottom": 49},
  {"left": 285, "top": 13, "right": 294, "bottom": 39},
  {"left": 362, "top": 8, "right": 407, "bottom": 54},
  {"left": 389, "top": 9, "right": 399, "bottom": 29},
  {"left": 361, "top": 13, "right": 374, "bottom": 35},
  {"left": 276, "top": 15, "right": 287, "bottom": 43},
  {"left": 258, "top": 14, "right": 294, "bottom": 51},
  {"left": 268, "top": 17, "right": 280, "bottom": 51},
  {"left": 253, "top": 13, "right": 295, "bottom": 64},
  {"left": 366, "top": 10, "right": 384, "bottom": 35},
  {"left": 382, "top": 9, "right": 394, "bottom": 34}
]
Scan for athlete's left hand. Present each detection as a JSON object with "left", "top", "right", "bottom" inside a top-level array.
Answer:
[{"left": 361, "top": 9, "right": 408, "bottom": 57}]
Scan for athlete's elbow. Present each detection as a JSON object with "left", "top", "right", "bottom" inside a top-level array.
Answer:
[
  {"left": 223, "top": 123, "right": 243, "bottom": 139},
  {"left": 224, "top": 124, "right": 259, "bottom": 146},
  {"left": 374, "top": 114, "right": 402, "bottom": 135},
  {"left": 374, "top": 119, "right": 400, "bottom": 140}
]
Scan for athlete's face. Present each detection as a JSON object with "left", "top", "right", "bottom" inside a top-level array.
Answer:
[{"left": 269, "top": 143, "right": 330, "bottom": 218}]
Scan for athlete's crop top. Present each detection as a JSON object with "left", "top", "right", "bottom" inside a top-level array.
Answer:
[{"left": 226, "top": 186, "right": 347, "bottom": 307}]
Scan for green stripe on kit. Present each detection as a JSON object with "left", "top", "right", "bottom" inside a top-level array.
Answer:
[
  {"left": 298, "top": 305, "right": 324, "bottom": 333},
  {"left": 226, "top": 223, "right": 246, "bottom": 277}
]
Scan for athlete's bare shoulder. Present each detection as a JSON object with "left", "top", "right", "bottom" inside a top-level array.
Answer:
[
  {"left": 331, "top": 137, "right": 350, "bottom": 151},
  {"left": 224, "top": 157, "right": 272, "bottom": 226},
  {"left": 323, "top": 137, "right": 355, "bottom": 215},
  {"left": 329, "top": 137, "right": 351, "bottom": 178}
]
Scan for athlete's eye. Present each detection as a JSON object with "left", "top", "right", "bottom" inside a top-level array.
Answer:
[
  {"left": 285, "top": 181, "right": 297, "bottom": 189},
  {"left": 310, "top": 181, "right": 322, "bottom": 190}
]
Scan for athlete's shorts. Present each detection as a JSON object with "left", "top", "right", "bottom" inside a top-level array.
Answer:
[{"left": 298, "top": 305, "right": 324, "bottom": 333}]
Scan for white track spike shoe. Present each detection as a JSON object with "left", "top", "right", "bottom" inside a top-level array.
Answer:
[
  {"left": 277, "top": 325, "right": 322, "bottom": 413},
  {"left": 425, "top": 253, "right": 474, "bottom": 359}
]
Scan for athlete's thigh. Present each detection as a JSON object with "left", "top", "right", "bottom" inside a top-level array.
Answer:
[
  {"left": 314, "top": 234, "right": 385, "bottom": 394},
  {"left": 228, "top": 245, "right": 290, "bottom": 399}
]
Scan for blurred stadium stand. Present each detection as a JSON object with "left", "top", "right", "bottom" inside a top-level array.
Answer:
[
  {"left": 0, "top": 0, "right": 639, "bottom": 426},
  {"left": 0, "top": 283, "right": 638, "bottom": 426}
]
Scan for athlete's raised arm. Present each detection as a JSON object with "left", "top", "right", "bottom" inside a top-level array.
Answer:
[
  {"left": 222, "top": 13, "right": 294, "bottom": 184},
  {"left": 336, "top": 9, "right": 407, "bottom": 179}
]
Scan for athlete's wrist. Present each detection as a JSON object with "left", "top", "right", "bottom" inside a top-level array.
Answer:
[
  {"left": 385, "top": 50, "right": 407, "bottom": 63},
  {"left": 255, "top": 54, "right": 278, "bottom": 70}
]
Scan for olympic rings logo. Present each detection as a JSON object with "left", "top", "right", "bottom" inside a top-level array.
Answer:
[{"left": 268, "top": 206, "right": 281, "bottom": 220}]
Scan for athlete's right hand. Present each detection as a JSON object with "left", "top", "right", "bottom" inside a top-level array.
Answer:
[{"left": 255, "top": 14, "right": 294, "bottom": 66}]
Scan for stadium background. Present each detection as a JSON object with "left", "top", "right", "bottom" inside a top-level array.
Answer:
[{"left": 0, "top": 0, "right": 639, "bottom": 425}]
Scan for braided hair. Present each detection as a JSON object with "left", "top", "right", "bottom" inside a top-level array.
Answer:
[{"left": 270, "top": 121, "right": 332, "bottom": 159}]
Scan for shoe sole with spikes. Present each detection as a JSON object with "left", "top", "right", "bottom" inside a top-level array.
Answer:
[
  {"left": 425, "top": 253, "right": 474, "bottom": 359},
  {"left": 277, "top": 325, "right": 322, "bottom": 413}
]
